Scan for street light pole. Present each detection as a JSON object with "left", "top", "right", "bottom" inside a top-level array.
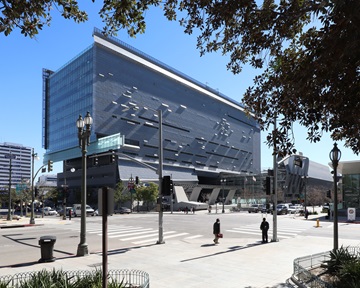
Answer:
[
  {"left": 330, "top": 143, "right": 341, "bottom": 251},
  {"left": 272, "top": 115, "right": 278, "bottom": 242},
  {"left": 221, "top": 179, "right": 226, "bottom": 213},
  {"left": 157, "top": 109, "right": 164, "bottom": 244},
  {"left": 76, "top": 112, "right": 93, "bottom": 257},
  {"left": 29, "top": 150, "right": 39, "bottom": 224},
  {"left": 5, "top": 152, "right": 16, "bottom": 221}
]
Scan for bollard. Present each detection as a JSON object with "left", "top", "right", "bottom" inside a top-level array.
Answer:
[{"left": 316, "top": 219, "right": 320, "bottom": 227}]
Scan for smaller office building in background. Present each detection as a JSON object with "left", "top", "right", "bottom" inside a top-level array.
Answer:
[
  {"left": 337, "top": 161, "right": 360, "bottom": 211},
  {"left": 0, "top": 142, "right": 31, "bottom": 189}
]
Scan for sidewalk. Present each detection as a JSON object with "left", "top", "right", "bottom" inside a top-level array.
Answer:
[{"left": 0, "top": 214, "right": 359, "bottom": 288}]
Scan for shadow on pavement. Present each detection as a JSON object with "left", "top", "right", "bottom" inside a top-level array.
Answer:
[{"left": 181, "top": 240, "right": 266, "bottom": 262}]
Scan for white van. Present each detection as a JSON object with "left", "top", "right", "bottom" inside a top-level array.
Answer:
[{"left": 72, "top": 204, "right": 95, "bottom": 217}]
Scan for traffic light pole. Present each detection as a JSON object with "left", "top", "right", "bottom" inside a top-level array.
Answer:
[
  {"left": 157, "top": 109, "right": 164, "bottom": 244},
  {"left": 272, "top": 116, "right": 278, "bottom": 242}
]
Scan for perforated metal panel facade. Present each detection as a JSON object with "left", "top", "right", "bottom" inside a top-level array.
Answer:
[{"left": 44, "top": 28, "right": 260, "bottom": 188}]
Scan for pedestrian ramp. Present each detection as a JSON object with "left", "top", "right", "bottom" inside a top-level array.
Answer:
[
  {"left": 68, "top": 223, "right": 204, "bottom": 244},
  {"left": 226, "top": 223, "right": 309, "bottom": 239}
]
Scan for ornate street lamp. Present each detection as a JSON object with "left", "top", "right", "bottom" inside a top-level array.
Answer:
[
  {"left": 221, "top": 179, "right": 226, "bottom": 213},
  {"left": 329, "top": 143, "right": 341, "bottom": 251},
  {"left": 76, "top": 111, "right": 93, "bottom": 256}
]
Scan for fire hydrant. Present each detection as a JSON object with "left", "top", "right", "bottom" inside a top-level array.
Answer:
[{"left": 316, "top": 219, "right": 320, "bottom": 227}]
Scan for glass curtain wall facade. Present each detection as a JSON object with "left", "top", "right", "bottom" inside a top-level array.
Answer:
[
  {"left": 342, "top": 174, "right": 359, "bottom": 208},
  {"left": 43, "top": 46, "right": 94, "bottom": 153}
]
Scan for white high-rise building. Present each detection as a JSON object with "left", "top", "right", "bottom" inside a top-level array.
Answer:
[{"left": 0, "top": 142, "right": 31, "bottom": 189}]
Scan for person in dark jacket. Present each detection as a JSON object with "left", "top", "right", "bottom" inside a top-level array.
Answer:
[
  {"left": 213, "top": 218, "right": 220, "bottom": 244},
  {"left": 260, "top": 218, "right": 269, "bottom": 243}
]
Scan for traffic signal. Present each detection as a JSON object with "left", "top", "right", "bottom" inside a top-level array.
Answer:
[
  {"left": 162, "top": 176, "right": 172, "bottom": 196},
  {"left": 47, "top": 160, "right": 53, "bottom": 172},
  {"left": 294, "top": 156, "right": 303, "bottom": 167},
  {"left": 327, "top": 190, "right": 331, "bottom": 198},
  {"left": 110, "top": 151, "right": 117, "bottom": 163},
  {"left": 265, "top": 176, "right": 271, "bottom": 195},
  {"left": 135, "top": 176, "right": 139, "bottom": 184},
  {"left": 169, "top": 179, "right": 174, "bottom": 195},
  {"left": 93, "top": 157, "right": 99, "bottom": 166},
  {"left": 35, "top": 187, "right": 39, "bottom": 197}
]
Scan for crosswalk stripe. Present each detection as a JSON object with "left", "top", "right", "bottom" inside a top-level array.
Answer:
[
  {"left": 121, "top": 231, "right": 176, "bottom": 241},
  {"left": 133, "top": 232, "right": 189, "bottom": 245},
  {"left": 107, "top": 228, "right": 153, "bottom": 236},
  {"left": 108, "top": 229, "right": 156, "bottom": 238},
  {"left": 184, "top": 235, "right": 203, "bottom": 240}
]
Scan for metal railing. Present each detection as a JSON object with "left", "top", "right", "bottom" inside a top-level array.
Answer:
[
  {"left": 292, "top": 247, "right": 360, "bottom": 288},
  {"left": 0, "top": 269, "right": 149, "bottom": 288}
]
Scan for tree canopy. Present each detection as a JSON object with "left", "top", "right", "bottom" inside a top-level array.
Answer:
[{"left": 2, "top": 0, "right": 359, "bottom": 156}]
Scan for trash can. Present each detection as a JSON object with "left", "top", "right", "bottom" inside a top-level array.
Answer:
[{"left": 38, "top": 235, "right": 56, "bottom": 263}]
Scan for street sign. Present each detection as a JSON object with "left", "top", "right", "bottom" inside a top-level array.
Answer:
[{"left": 16, "top": 183, "right": 27, "bottom": 193}]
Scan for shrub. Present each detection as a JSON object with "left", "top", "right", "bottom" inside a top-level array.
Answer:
[
  {"left": 336, "top": 260, "right": 360, "bottom": 288},
  {"left": 323, "top": 246, "right": 358, "bottom": 275},
  {"left": 0, "top": 269, "right": 129, "bottom": 288}
]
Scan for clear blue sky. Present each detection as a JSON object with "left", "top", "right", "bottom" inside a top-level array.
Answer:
[{"left": 0, "top": 2, "right": 357, "bottom": 175}]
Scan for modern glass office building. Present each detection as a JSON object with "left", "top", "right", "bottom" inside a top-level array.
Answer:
[{"left": 43, "top": 28, "right": 260, "bottom": 204}]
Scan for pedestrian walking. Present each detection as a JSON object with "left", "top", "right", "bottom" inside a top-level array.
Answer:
[
  {"left": 305, "top": 209, "right": 309, "bottom": 220},
  {"left": 260, "top": 218, "right": 269, "bottom": 243},
  {"left": 213, "top": 218, "right": 220, "bottom": 244}
]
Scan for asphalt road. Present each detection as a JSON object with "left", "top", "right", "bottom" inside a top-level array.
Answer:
[{"left": 0, "top": 210, "right": 358, "bottom": 268}]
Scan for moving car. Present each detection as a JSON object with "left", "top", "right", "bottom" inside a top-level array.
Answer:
[
  {"left": 72, "top": 204, "right": 95, "bottom": 217},
  {"left": 43, "top": 207, "right": 58, "bottom": 216},
  {"left": 114, "top": 207, "right": 132, "bottom": 214},
  {"left": 248, "top": 204, "right": 263, "bottom": 213},
  {"left": 261, "top": 203, "right": 273, "bottom": 213},
  {"left": 58, "top": 207, "right": 73, "bottom": 216},
  {"left": 275, "top": 204, "right": 288, "bottom": 215}
]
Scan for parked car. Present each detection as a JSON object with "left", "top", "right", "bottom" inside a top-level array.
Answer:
[
  {"left": 72, "top": 204, "right": 95, "bottom": 217},
  {"left": 248, "top": 204, "right": 263, "bottom": 213},
  {"left": 43, "top": 207, "right": 58, "bottom": 216},
  {"left": 58, "top": 207, "right": 73, "bottom": 216},
  {"left": 114, "top": 207, "right": 132, "bottom": 214}
]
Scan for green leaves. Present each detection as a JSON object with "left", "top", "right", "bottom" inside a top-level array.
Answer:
[{"left": 2, "top": 0, "right": 360, "bottom": 156}]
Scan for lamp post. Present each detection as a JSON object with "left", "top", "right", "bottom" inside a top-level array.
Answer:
[
  {"left": 157, "top": 109, "right": 164, "bottom": 244},
  {"left": 329, "top": 143, "right": 341, "bottom": 251},
  {"left": 29, "top": 150, "right": 39, "bottom": 224},
  {"left": 76, "top": 111, "right": 93, "bottom": 256},
  {"left": 62, "top": 163, "right": 75, "bottom": 220},
  {"left": 5, "top": 152, "right": 16, "bottom": 221},
  {"left": 221, "top": 179, "right": 226, "bottom": 213}
]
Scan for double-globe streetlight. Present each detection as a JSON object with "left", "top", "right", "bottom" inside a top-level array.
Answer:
[
  {"left": 329, "top": 143, "right": 341, "bottom": 251},
  {"left": 76, "top": 111, "right": 93, "bottom": 257}
]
